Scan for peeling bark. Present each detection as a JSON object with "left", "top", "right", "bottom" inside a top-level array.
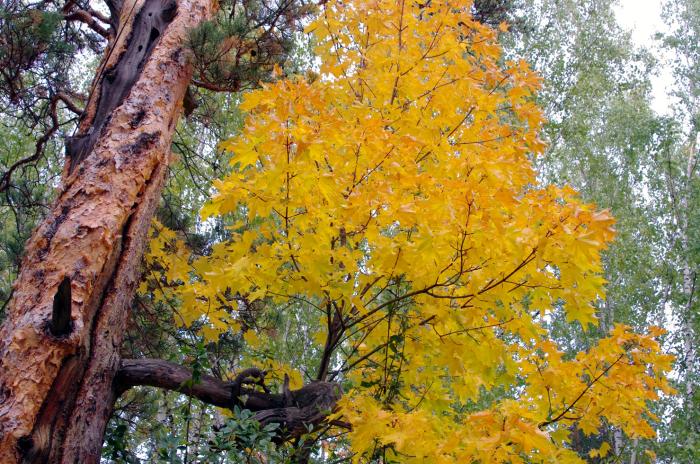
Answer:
[
  {"left": 0, "top": 0, "right": 212, "bottom": 461},
  {"left": 60, "top": 157, "right": 170, "bottom": 463},
  {"left": 117, "top": 359, "right": 343, "bottom": 440}
]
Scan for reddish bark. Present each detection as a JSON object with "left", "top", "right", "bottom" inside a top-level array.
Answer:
[{"left": 0, "top": 0, "right": 212, "bottom": 461}]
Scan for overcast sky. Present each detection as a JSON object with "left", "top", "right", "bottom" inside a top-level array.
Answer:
[{"left": 615, "top": 0, "right": 674, "bottom": 114}]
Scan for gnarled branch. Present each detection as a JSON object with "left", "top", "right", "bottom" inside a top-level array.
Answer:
[{"left": 116, "top": 358, "right": 343, "bottom": 440}]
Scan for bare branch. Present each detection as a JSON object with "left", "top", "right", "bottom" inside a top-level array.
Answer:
[
  {"left": 55, "top": 92, "right": 83, "bottom": 116},
  {"left": 0, "top": 95, "right": 62, "bottom": 193},
  {"left": 64, "top": 10, "right": 111, "bottom": 39}
]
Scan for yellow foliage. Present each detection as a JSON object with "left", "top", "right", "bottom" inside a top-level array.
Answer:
[{"left": 144, "top": 0, "right": 673, "bottom": 461}]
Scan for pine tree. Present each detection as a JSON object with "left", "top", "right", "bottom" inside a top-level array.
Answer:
[{"left": 0, "top": 0, "right": 303, "bottom": 461}]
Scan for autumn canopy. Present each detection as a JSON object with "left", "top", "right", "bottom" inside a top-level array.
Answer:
[{"left": 145, "top": 0, "right": 673, "bottom": 461}]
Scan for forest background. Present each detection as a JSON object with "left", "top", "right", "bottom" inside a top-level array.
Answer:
[{"left": 0, "top": 0, "right": 698, "bottom": 462}]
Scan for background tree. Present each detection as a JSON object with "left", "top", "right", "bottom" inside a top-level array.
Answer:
[
  {"left": 501, "top": 1, "right": 700, "bottom": 462},
  {"left": 653, "top": 0, "right": 700, "bottom": 460}
]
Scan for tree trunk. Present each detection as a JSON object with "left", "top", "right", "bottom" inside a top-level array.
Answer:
[
  {"left": 0, "top": 0, "right": 212, "bottom": 461},
  {"left": 680, "top": 139, "right": 697, "bottom": 400}
]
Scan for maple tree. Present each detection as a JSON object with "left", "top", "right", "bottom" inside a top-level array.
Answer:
[{"left": 140, "top": 0, "right": 674, "bottom": 461}]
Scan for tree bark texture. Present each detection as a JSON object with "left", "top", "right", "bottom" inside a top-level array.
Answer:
[{"left": 0, "top": 0, "right": 212, "bottom": 461}]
